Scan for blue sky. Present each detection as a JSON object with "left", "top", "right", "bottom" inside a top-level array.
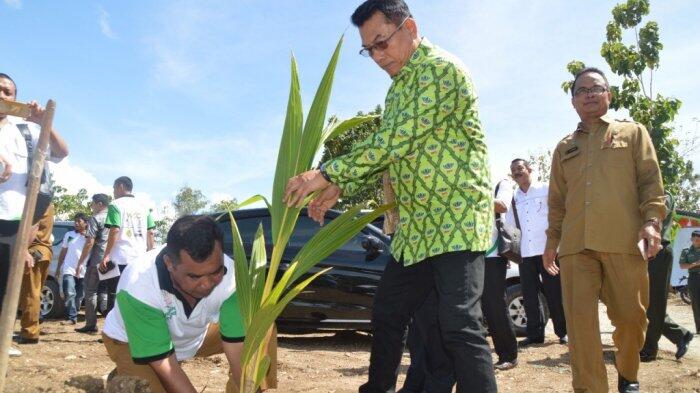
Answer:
[{"left": 2, "top": 0, "right": 699, "bottom": 217}]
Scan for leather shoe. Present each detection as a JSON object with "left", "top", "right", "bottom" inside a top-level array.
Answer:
[
  {"left": 75, "top": 325, "right": 98, "bottom": 334},
  {"left": 494, "top": 358, "right": 518, "bottom": 370},
  {"left": 518, "top": 337, "right": 544, "bottom": 347},
  {"left": 15, "top": 336, "right": 39, "bottom": 345},
  {"left": 639, "top": 348, "right": 657, "bottom": 362},
  {"left": 675, "top": 331, "right": 694, "bottom": 359},
  {"left": 559, "top": 335, "right": 568, "bottom": 345},
  {"left": 618, "top": 374, "right": 639, "bottom": 392}
]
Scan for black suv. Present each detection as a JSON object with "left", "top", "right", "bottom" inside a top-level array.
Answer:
[{"left": 215, "top": 208, "right": 391, "bottom": 332}]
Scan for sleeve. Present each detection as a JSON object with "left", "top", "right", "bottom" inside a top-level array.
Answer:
[
  {"left": 546, "top": 148, "right": 567, "bottom": 251},
  {"left": 634, "top": 124, "right": 665, "bottom": 223},
  {"left": 146, "top": 211, "right": 156, "bottom": 230},
  {"left": 504, "top": 197, "right": 515, "bottom": 227},
  {"left": 495, "top": 181, "right": 514, "bottom": 207},
  {"left": 679, "top": 249, "right": 689, "bottom": 265},
  {"left": 323, "top": 62, "right": 462, "bottom": 190},
  {"left": 85, "top": 217, "right": 99, "bottom": 239},
  {"left": 104, "top": 204, "right": 121, "bottom": 228},
  {"left": 116, "top": 290, "right": 174, "bottom": 364},
  {"left": 219, "top": 291, "right": 245, "bottom": 342},
  {"left": 60, "top": 232, "right": 71, "bottom": 249}
]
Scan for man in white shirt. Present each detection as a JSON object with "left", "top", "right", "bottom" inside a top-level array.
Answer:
[
  {"left": 482, "top": 178, "right": 518, "bottom": 370},
  {"left": 0, "top": 72, "right": 68, "bottom": 356},
  {"left": 55, "top": 213, "right": 88, "bottom": 324},
  {"left": 506, "top": 159, "right": 567, "bottom": 346}
]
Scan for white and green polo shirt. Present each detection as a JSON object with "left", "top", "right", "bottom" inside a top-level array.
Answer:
[
  {"left": 102, "top": 247, "right": 245, "bottom": 363},
  {"left": 104, "top": 195, "right": 155, "bottom": 265}
]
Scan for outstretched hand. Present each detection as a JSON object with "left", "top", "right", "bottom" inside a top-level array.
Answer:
[{"left": 308, "top": 184, "right": 341, "bottom": 225}]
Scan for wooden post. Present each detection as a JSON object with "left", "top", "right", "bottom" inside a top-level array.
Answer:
[{"left": 0, "top": 100, "right": 55, "bottom": 391}]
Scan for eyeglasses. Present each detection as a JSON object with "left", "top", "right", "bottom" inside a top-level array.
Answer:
[
  {"left": 574, "top": 85, "right": 608, "bottom": 96},
  {"left": 359, "top": 18, "right": 409, "bottom": 57}
]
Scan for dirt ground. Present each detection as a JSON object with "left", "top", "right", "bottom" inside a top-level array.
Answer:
[{"left": 6, "top": 297, "right": 700, "bottom": 392}]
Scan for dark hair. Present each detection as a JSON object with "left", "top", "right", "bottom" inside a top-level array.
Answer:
[
  {"left": 351, "top": 0, "right": 412, "bottom": 27},
  {"left": 165, "top": 215, "right": 222, "bottom": 264},
  {"left": 0, "top": 73, "right": 17, "bottom": 96},
  {"left": 511, "top": 158, "right": 531, "bottom": 168},
  {"left": 692, "top": 230, "right": 700, "bottom": 238},
  {"left": 114, "top": 176, "right": 133, "bottom": 192},
  {"left": 572, "top": 67, "right": 609, "bottom": 97},
  {"left": 73, "top": 212, "right": 88, "bottom": 222},
  {"left": 92, "top": 193, "right": 111, "bottom": 206}
]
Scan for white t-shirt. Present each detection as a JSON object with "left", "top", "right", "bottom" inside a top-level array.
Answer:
[
  {"left": 61, "top": 230, "right": 87, "bottom": 278},
  {"left": 103, "top": 247, "right": 244, "bottom": 362},
  {"left": 0, "top": 116, "right": 61, "bottom": 221},
  {"left": 487, "top": 179, "right": 515, "bottom": 258},
  {"left": 506, "top": 181, "right": 549, "bottom": 258},
  {"left": 105, "top": 195, "right": 154, "bottom": 265}
]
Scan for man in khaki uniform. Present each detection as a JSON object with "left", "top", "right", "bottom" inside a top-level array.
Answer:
[{"left": 543, "top": 67, "right": 664, "bottom": 393}]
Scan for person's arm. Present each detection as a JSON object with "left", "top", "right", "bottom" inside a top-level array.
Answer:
[
  {"left": 679, "top": 249, "right": 700, "bottom": 270},
  {"left": 54, "top": 232, "right": 70, "bottom": 276},
  {"left": 26, "top": 101, "right": 69, "bottom": 159},
  {"left": 149, "top": 354, "right": 198, "bottom": 393},
  {"left": 75, "top": 237, "right": 94, "bottom": 277},
  {"left": 219, "top": 290, "right": 246, "bottom": 388},
  {"left": 101, "top": 227, "right": 119, "bottom": 268},
  {"left": 102, "top": 204, "right": 121, "bottom": 267},
  {"left": 146, "top": 211, "right": 156, "bottom": 250},
  {"left": 544, "top": 148, "right": 566, "bottom": 275},
  {"left": 0, "top": 153, "right": 12, "bottom": 183},
  {"left": 634, "top": 124, "right": 665, "bottom": 259}
]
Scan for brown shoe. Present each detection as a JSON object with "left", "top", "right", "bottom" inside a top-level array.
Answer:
[{"left": 494, "top": 358, "right": 518, "bottom": 370}]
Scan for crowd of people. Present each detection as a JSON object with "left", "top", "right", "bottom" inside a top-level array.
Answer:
[{"left": 1, "top": 0, "right": 700, "bottom": 392}]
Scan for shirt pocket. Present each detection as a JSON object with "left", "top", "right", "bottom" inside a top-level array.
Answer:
[
  {"left": 560, "top": 146, "right": 582, "bottom": 177},
  {"left": 600, "top": 140, "right": 630, "bottom": 168}
]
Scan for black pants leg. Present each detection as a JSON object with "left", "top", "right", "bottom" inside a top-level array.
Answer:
[
  {"left": 643, "top": 245, "right": 689, "bottom": 350},
  {"left": 482, "top": 256, "right": 517, "bottom": 361},
  {"left": 360, "top": 257, "right": 434, "bottom": 393},
  {"left": 519, "top": 256, "right": 545, "bottom": 339},
  {"left": 432, "top": 251, "right": 497, "bottom": 393},
  {"left": 688, "top": 273, "right": 700, "bottom": 333},
  {"left": 534, "top": 256, "right": 567, "bottom": 338},
  {"left": 398, "top": 319, "right": 426, "bottom": 393}
]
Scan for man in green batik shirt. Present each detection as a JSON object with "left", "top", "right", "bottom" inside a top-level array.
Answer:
[{"left": 284, "top": 1, "right": 496, "bottom": 392}]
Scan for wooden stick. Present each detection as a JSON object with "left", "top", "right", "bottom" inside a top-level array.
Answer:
[
  {"left": 0, "top": 100, "right": 55, "bottom": 391},
  {"left": 0, "top": 99, "right": 31, "bottom": 118}
]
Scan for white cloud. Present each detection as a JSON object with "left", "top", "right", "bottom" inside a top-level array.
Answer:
[
  {"left": 210, "top": 192, "right": 233, "bottom": 204},
  {"left": 99, "top": 8, "right": 117, "bottom": 39},
  {"left": 3, "top": 0, "right": 21, "bottom": 9},
  {"left": 50, "top": 158, "right": 111, "bottom": 196}
]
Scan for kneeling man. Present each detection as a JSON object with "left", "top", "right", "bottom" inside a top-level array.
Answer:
[{"left": 102, "top": 215, "right": 245, "bottom": 393}]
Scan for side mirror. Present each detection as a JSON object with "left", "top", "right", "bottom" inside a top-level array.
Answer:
[{"left": 361, "top": 235, "right": 384, "bottom": 261}]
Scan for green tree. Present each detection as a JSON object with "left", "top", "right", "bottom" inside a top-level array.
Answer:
[
  {"left": 173, "top": 185, "right": 208, "bottom": 216},
  {"left": 527, "top": 150, "right": 553, "bottom": 183},
  {"left": 210, "top": 198, "right": 239, "bottom": 213},
  {"left": 319, "top": 105, "right": 383, "bottom": 210},
  {"left": 152, "top": 206, "right": 174, "bottom": 244},
  {"left": 562, "top": 0, "right": 697, "bottom": 207},
  {"left": 52, "top": 185, "right": 91, "bottom": 220}
]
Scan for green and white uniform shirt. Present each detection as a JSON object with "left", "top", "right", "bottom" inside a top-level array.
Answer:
[
  {"left": 104, "top": 195, "right": 155, "bottom": 265},
  {"left": 102, "top": 247, "right": 245, "bottom": 363},
  {"left": 324, "top": 38, "right": 493, "bottom": 265}
]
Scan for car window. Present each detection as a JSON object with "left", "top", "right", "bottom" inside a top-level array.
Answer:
[
  {"left": 218, "top": 216, "right": 272, "bottom": 256},
  {"left": 52, "top": 224, "right": 72, "bottom": 247},
  {"left": 291, "top": 216, "right": 368, "bottom": 253}
]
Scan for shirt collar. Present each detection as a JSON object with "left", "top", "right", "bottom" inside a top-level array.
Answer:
[
  {"left": 394, "top": 37, "right": 432, "bottom": 80},
  {"left": 575, "top": 113, "right": 613, "bottom": 133}
]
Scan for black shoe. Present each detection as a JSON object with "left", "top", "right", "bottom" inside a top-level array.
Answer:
[
  {"left": 639, "top": 348, "right": 657, "bottom": 362},
  {"left": 675, "top": 332, "right": 694, "bottom": 360},
  {"left": 75, "top": 325, "right": 98, "bottom": 334},
  {"left": 618, "top": 375, "right": 639, "bottom": 393},
  {"left": 518, "top": 337, "right": 544, "bottom": 347},
  {"left": 494, "top": 358, "right": 518, "bottom": 370},
  {"left": 559, "top": 335, "right": 568, "bottom": 345},
  {"left": 15, "top": 336, "right": 39, "bottom": 345}
]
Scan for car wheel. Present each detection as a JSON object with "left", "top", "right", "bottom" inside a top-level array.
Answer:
[
  {"left": 505, "top": 283, "right": 549, "bottom": 337},
  {"left": 41, "top": 279, "right": 64, "bottom": 319}
]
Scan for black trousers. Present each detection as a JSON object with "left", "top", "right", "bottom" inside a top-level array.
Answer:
[
  {"left": 689, "top": 273, "right": 700, "bottom": 333},
  {"left": 359, "top": 251, "right": 497, "bottom": 393},
  {"left": 482, "top": 256, "right": 517, "bottom": 361},
  {"left": 519, "top": 255, "right": 566, "bottom": 339},
  {"left": 103, "top": 264, "right": 127, "bottom": 313},
  {"left": 642, "top": 244, "right": 690, "bottom": 351}
]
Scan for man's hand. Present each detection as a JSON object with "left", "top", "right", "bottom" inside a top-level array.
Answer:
[
  {"left": 639, "top": 221, "right": 662, "bottom": 260},
  {"left": 24, "top": 250, "right": 35, "bottom": 269},
  {"left": 284, "top": 169, "right": 330, "bottom": 208},
  {"left": 543, "top": 248, "right": 559, "bottom": 276},
  {"left": 100, "top": 256, "right": 110, "bottom": 271},
  {"left": 308, "top": 184, "right": 341, "bottom": 225},
  {"left": 25, "top": 100, "right": 45, "bottom": 124},
  {"left": 0, "top": 154, "right": 12, "bottom": 183},
  {"left": 494, "top": 200, "right": 508, "bottom": 214}
]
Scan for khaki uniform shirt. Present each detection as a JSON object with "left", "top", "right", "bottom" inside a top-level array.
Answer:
[{"left": 546, "top": 115, "right": 665, "bottom": 257}]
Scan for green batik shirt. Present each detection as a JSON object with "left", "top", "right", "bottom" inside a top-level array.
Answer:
[{"left": 324, "top": 38, "right": 493, "bottom": 265}]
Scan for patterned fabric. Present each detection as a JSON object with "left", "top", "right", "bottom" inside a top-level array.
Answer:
[
  {"left": 680, "top": 246, "right": 700, "bottom": 274},
  {"left": 324, "top": 38, "right": 492, "bottom": 265}
]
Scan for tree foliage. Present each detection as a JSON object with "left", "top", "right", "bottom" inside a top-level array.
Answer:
[
  {"left": 319, "top": 105, "right": 383, "bottom": 210},
  {"left": 562, "top": 0, "right": 698, "bottom": 210},
  {"left": 528, "top": 150, "right": 553, "bottom": 183},
  {"left": 173, "top": 185, "right": 209, "bottom": 216},
  {"left": 51, "top": 185, "right": 92, "bottom": 220},
  {"left": 210, "top": 198, "right": 240, "bottom": 213}
]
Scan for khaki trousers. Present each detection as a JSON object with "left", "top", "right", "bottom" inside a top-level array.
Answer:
[
  {"left": 560, "top": 250, "right": 649, "bottom": 393},
  {"left": 103, "top": 324, "right": 277, "bottom": 393},
  {"left": 19, "top": 259, "right": 50, "bottom": 340}
]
